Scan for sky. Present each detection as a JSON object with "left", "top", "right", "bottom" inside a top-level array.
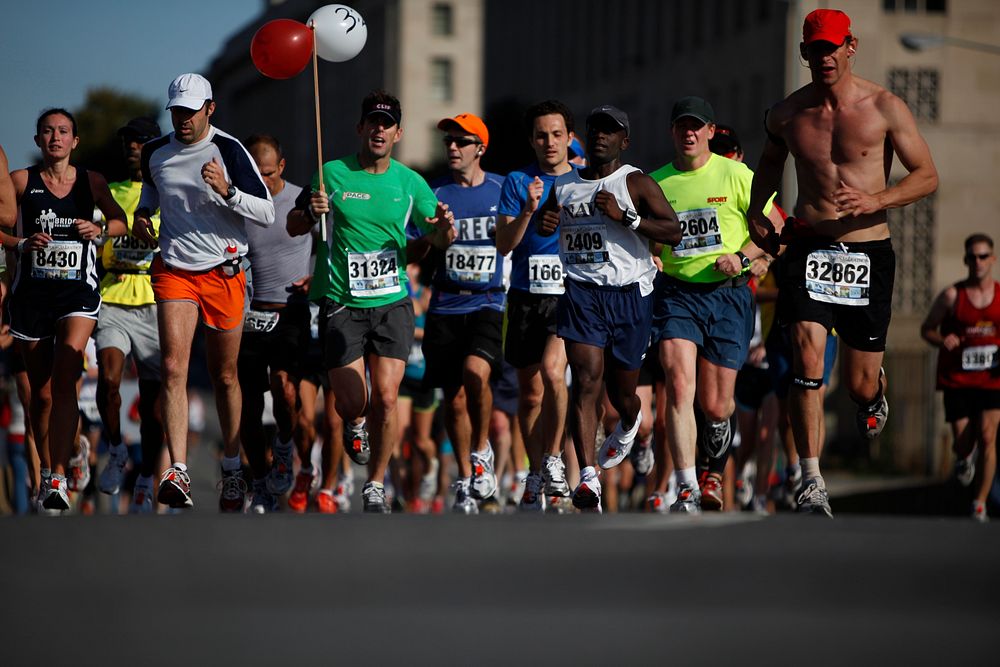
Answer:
[{"left": 2, "top": 0, "right": 265, "bottom": 167}]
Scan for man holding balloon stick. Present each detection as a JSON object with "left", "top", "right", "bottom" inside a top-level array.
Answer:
[{"left": 288, "top": 91, "right": 456, "bottom": 513}]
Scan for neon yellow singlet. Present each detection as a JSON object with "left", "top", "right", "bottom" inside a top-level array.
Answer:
[
  {"left": 100, "top": 180, "right": 160, "bottom": 306},
  {"left": 649, "top": 154, "right": 771, "bottom": 283}
]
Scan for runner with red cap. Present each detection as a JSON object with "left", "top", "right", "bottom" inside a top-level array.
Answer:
[{"left": 747, "top": 9, "right": 938, "bottom": 517}]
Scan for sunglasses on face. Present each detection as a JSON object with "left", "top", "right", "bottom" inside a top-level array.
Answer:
[
  {"left": 442, "top": 135, "right": 481, "bottom": 148},
  {"left": 967, "top": 253, "right": 993, "bottom": 261}
]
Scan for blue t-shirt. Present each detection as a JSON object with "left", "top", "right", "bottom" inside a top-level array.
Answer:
[
  {"left": 498, "top": 163, "right": 573, "bottom": 293},
  {"left": 428, "top": 172, "right": 506, "bottom": 315}
]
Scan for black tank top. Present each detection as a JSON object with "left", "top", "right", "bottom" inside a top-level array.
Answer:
[{"left": 15, "top": 166, "right": 98, "bottom": 291}]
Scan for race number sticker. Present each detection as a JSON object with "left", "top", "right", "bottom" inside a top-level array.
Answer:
[
  {"left": 112, "top": 234, "right": 157, "bottom": 266},
  {"left": 560, "top": 224, "right": 609, "bottom": 266},
  {"left": 673, "top": 208, "right": 722, "bottom": 257},
  {"left": 445, "top": 245, "right": 496, "bottom": 285},
  {"left": 962, "top": 344, "right": 998, "bottom": 372},
  {"left": 31, "top": 240, "right": 84, "bottom": 280},
  {"left": 805, "top": 249, "right": 871, "bottom": 306},
  {"left": 528, "top": 254, "right": 564, "bottom": 295},
  {"left": 347, "top": 249, "right": 401, "bottom": 297},
  {"left": 243, "top": 309, "right": 280, "bottom": 334}
]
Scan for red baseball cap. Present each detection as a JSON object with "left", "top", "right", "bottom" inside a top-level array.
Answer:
[
  {"left": 803, "top": 9, "right": 852, "bottom": 45},
  {"left": 437, "top": 113, "right": 489, "bottom": 148}
]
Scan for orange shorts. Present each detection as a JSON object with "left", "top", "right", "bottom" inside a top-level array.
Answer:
[{"left": 151, "top": 256, "right": 247, "bottom": 331}]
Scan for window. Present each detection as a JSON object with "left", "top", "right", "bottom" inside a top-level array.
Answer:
[
  {"left": 883, "top": 0, "right": 947, "bottom": 12},
  {"left": 889, "top": 190, "right": 936, "bottom": 314},
  {"left": 431, "top": 3, "right": 453, "bottom": 36},
  {"left": 430, "top": 57, "right": 453, "bottom": 102},
  {"left": 888, "top": 68, "right": 939, "bottom": 122}
]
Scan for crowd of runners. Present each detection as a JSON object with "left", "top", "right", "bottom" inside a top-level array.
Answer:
[{"left": 1, "top": 9, "right": 995, "bottom": 520}]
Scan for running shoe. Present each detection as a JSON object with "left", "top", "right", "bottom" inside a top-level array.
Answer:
[
  {"left": 598, "top": 412, "right": 642, "bottom": 469},
  {"left": 518, "top": 471, "right": 544, "bottom": 512},
  {"left": 543, "top": 455, "right": 571, "bottom": 512},
  {"left": 669, "top": 482, "right": 702, "bottom": 514},
  {"left": 68, "top": 436, "right": 91, "bottom": 492},
  {"left": 700, "top": 417, "right": 733, "bottom": 459},
  {"left": 736, "top": 461, "right": 755, "bottom": 509},
  {"left": 751, "top": 495, "right": 769, "bottom": 515},
  {"left": 287, "top": 469, "right": 316, "bottom": 514},
  {"left": 646, "top": 492, "right": 669, "bottom": 514},
  {"left": 42, "top": 474, "right": 71, "bottom": 511},
  {"left": 334, "top": 474, "right": 354, "bottom": 512},
  {"left": 506, "top": 470, "right": 528, "bottom": 509},
  {"left": 629, "top": 436, "right": 655, "bottom": 476},
  {"left": 99, "top": 444, "right": 130, "bottom": 495},
  {"left": 470, "top": 446, "right": 497, "bottom": 500},
  {"left": 218, "top": 469, "right": 248, "bottom": 513},
  {"left": 452, "top": 479, "right": 479, "bottom": 514},
  {"left": 972, "top": 501, "right": 988, "bottom": 523},
  {"left": 418, "top": 458, "right": 439, "bottom": 503},
  {"left": 955, "top": 448, "right": 977, "bottom": 488},
  {"left": 572, "top": 475, "right": 602, "bottom": 513},
  {"left": 855, "top": 368, "right": 889, "bottom": 440},
  {"left": 316, "top": 489, "right": 338, "bottom": 514},
  {"left": 778, "top": 466, "right": 803, "bottom": 511},
  {"left": 431, "top": 496, "right": 445, "bottom": 514},
  {"left": 361, "top": 481, "right": 390, "bottom": 514},
  {"left": 157, "top": 466, "right": 193, "bottom": 509},
  {"left": 266, "top": 445, "right": 295, "bottom": 495},
  {"left": 796, "top": 479, "right": 833, "bottom": 518},
  {"left": 250, "top": 479, "right": 278, "bottom": 514},
  {"left": 700, "top": 471, "right": 724, "bottom": 511},
  {"left": 344, "top": 422, "right": 371, "bottom": 465},
  {"left": 130, "top": 481, "right": 154, "bottom": 514}
]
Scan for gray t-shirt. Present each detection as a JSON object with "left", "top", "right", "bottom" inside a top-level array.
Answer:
[{"left": 245, "top": 181, "right": 311, "bottom": 304}]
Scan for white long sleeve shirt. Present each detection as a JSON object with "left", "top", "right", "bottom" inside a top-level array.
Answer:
[{"left": 138, "top": 125, "right": 274, "bottom": 271}]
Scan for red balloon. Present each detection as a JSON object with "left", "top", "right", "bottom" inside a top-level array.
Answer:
[{"left": 251, "top": 19, "right": 313, "bottom": 79}]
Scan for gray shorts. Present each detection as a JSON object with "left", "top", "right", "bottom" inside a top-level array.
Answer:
[
  {"left": 319, "top": 297, "right": 414, "bottom": 369},
  {"left": 94, "top": 303, "right": 162, "bottom": 380}
]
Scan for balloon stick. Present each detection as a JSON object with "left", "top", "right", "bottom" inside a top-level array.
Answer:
[{"left": 310, "top": 21, "right": 328, "bottom": 244}]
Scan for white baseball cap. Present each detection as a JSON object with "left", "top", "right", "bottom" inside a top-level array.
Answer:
[{"left": 166, "top": 73, "right": 213, "bottom": 110}]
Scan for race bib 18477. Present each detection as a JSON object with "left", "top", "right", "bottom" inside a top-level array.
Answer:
[{"left": 445, "top": 245, "right": 496, "bottom": 285}]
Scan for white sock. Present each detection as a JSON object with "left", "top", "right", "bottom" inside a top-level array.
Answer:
[
  {"left": 174, "top": 462, "right": 188, "bottom": 473},
  {"left": 221, "top": 456, "right": 241, "bottom": 472},
  {"left": 350, "top": 419, "right": 366, "bottom": 433},
  {"left": 580, "top": 466, "right": 598, "bottom": 482},
  {"left": 801, "top": 457, "right": 821, "bottom": 482},
  {"left": 675, "top": 466, "right": 698, "bottom": 488}
]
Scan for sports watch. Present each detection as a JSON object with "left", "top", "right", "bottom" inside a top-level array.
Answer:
[
  {"left": 225, "top": 185, "right": 238, "bottom": 201},
  {"left": 622, "top": 208, "right": 640, "bottom": 230},
  {"left": 736, "top": 251, "right": 751, "bottom": 270}
]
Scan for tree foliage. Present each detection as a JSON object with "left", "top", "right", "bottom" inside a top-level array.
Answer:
[{"left": 73, "top": 87, "right": 160, "bottom": 182}]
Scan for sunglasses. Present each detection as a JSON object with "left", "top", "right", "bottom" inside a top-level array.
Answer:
[
  {"left": 966, "top": 252, "right": 993, "bottom": 261},
  {"left": 442, "top": 135, "right": 481, "bottom": 148}
]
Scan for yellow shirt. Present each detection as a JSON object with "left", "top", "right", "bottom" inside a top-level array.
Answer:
[{"left": 100, "top": 180, "right": 160, "bottom": 306}]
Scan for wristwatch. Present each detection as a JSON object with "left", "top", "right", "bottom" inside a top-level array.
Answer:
[
  {"left": 622, "top": 208, "right": 640, "bottom": 230},
  {"left": 225, "top": 185, "right": 238, "bottom": 201},
  {"left": 736, "top": 251, "right": 751, "bottom": 270}
]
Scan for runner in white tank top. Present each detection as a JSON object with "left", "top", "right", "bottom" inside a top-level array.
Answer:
[{"left": 538, "top": 105, "right": 681, "bottom": 512}]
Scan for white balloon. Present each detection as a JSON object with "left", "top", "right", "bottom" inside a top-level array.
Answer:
[{"left": 309, "top": 4, "right": 368, "bottom": 63}]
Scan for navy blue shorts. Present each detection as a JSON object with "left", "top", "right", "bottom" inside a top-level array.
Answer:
[
  {"left": 557, "top": 279, "right": 652, "bottom": 370},
  {"left": 651, "top": 275, "right": 754, "bottom": 370}
]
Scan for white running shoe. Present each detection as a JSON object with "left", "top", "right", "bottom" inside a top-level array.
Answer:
[
  {"left": 68, "top": 436, "right": 91, "bottom": 492},
  {"left": 419, "top": 458, "right": 440, "bottom": 502},
  {"left": 42, "top": 474, "right": 71, "bottom": 512},
  {"left": 334, "top": 474, "right": 354, "bottom": 512},
  {"left": 572, "top": 474, "right": 602, "bottom": 513},
  {"left": 598, "top": 409, "right": 642, "bottom": 469},
  {"left": 470, "top": 446, "right": 497, "bottom": 500},
  {"left": 629, "top": 435, "right": 655, "bottom": 475},
  {"left": 452, "top": 478, "right": 479, "bottom": 514}
]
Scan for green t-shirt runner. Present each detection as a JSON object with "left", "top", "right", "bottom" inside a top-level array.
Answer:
[{"left": 302, "top": 154, "right": 439, "bottom": 308}]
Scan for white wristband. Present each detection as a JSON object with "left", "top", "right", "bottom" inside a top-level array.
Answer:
[{"left": 628, "top": 216, "right": 641, "bottom": 231}]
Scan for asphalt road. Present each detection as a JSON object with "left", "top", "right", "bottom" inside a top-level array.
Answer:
[{"left": 3, "top": 510, "right": 998, "bottom": 666}]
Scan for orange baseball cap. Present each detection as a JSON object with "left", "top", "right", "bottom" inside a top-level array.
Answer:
[
  {"left": 437, "top": 113, "right": 489, "bottom": 148},
  {"left": 803, "top": 9, "right": 851, "bottom": 45}
]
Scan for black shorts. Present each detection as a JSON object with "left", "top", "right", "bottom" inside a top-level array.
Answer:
[
  {"left": 399, "top": 375, "right": 438, "bottom": 412},
  {"left": 504, "top": 288, "right": 559, "bottom": 369},
  {"left": 319, "top": 297, "right": 414, "bottom": 369},
  {"left": 237, "top": 302, "right": 311, "bottom": 395},
  {"left": 7, "top": 284, "right": 101, "bottom": 341},
  {"left": 735, "top": 366, "right": 774, "bottom": 411},
  {"left": 299, "top": 344, "right": 329, "bottom": 390},
  {"left": 423, "top": 308, "right": 503, "bottom": 393},
  {"left": 637, "top": 346, "right": 664, "bottom": 386},
  {"left": 942, "top": 387, "right": 1000, "bottom": 423},
  {"left": 490, "top": 360, "right": 520, "bottom": 416},
  {"left": 778, "top": 238, "right": 895, "bottom": 353}
]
